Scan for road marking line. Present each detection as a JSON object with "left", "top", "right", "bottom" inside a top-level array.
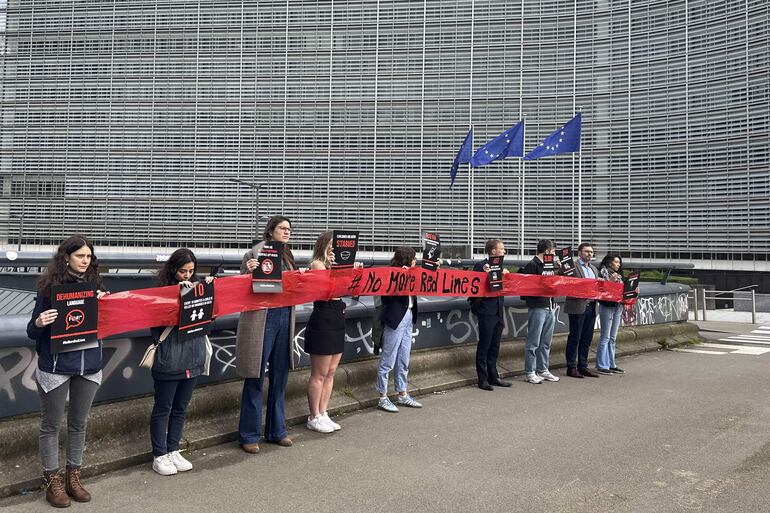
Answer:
[
  {"left": 731, "top": 348, "right": 770, "bottom": 355},
  {"left": 751, "top": 330, "right": 770, "bottom": 335},
  {"left": 699, "top": 343, "right": 770, "bottom": 355},
  {"left": 720, "top": 338, "right": 770, "bottom": 346},
  {"left": 725, "top": 335, "right": 770, "bottom": 342},
  {"left": 672, "top": 348, "right": 728, "bottom": 355}
]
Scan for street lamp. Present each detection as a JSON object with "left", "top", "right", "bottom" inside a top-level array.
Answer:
[{"left": 228, "top": 178, "right": 262, "bottom": 240}]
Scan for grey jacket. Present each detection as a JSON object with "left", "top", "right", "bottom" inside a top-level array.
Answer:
[
  {"left": 562, "top": 259, "right": 600, "bottom": 315},
  {"left": 235, "top": 244, "right": 296, "bottom": 378}
]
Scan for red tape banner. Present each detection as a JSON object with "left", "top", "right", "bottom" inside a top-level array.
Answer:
[{"left": 97, "top": 267, "right": 624, "bottom": 339}]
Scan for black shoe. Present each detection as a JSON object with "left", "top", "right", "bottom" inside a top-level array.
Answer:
[
  {"left": 610, "top": 367, "right": 626, "bottom": 374},
  {"left": 579, "top": 367, "right": 599, "bottom": 378},
  {"left": 490, "top": 379, "right": 512, "bottom": 388},
  {"left": 596, "top": 368, "right": 613, "bottom": 375},
  {"left": 566, "top": 367, "right": 584, "bottom": 378},
  {"left": 478, "top": 382, "right": 494, "bottom": 391}
]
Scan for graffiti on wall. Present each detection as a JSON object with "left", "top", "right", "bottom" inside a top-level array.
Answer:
[{"left": 0, "top": 292, "right": 687, "bottom": 418}]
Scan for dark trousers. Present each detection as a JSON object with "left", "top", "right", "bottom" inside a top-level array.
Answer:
[
  {"left": 566, "top": 302, "right": 597, "bottom": 369},
  {"left": 239, "top": 307, "right": 291, "bottom": 444},
  {"left": 475, "top": 314, "right": 503, "bottom": 384},
  {"left": 150, "top": 377, "right": 197, "bottom": 457}
]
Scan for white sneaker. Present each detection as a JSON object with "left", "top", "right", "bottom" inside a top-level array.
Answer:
[
  {"left": 306, "top": 414, "right": 334, "bottom": 433},
  {"left": 168, "top": 450, "right": 193, "bottom": 472},
  {"left": 322, "top": 411, "right": 341, "bottom": 431},
  {"left": 537, "top": 370, "right": 560, "bottom": 382},
  {"left": 152, "top": 454, "right": 178, "bottom": 476},
  {"left": 526, "top": 372, "right": 543, "bottom": 384}
]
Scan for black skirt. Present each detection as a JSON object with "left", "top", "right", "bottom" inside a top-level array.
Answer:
[{"left": 303, "top": 300, "right": 346, "bottom": 355}]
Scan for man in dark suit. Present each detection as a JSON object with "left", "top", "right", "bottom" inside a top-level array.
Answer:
[
  {"left": 563, "top": 243, "right": 600, "bottom": 378},
  {"left": 471, "top": 239, "right": 512, "bottom": 391}
]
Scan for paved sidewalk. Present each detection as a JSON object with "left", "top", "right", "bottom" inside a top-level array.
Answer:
[{"left": 3, "top": 345, "right": 770, "bottom": 513}]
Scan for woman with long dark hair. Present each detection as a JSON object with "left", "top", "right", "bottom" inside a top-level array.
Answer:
[
  {"left": 596, "top": 253, "right": 626, "bottom": 375},
  {"left": 236, "top": 215, "right": 297, "bottom": 453},
  {"left": 149, "top": 248, "right": 213, "bottom": 476},
  {"left": 27, "top": 235, "right": 107, "bottom": 508},
  {"left": 375, "top": 247, "right": 422, "bottom": 412},
  {"left": 304, "top": 231, "right": 362, "bottom": 433}
]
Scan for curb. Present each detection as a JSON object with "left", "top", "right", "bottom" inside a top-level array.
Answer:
[{"left": 0, "top": 322, "right": 700, "bottom": 499}]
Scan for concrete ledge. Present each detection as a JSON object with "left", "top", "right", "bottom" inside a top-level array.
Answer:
[{"left": 0, "top": 322, "right": 700, "bottom": 499}]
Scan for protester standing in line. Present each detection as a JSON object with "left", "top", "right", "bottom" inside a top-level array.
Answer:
[
  {"left": 27, "top": 235, "right": 108, "bottom": 508},
  {"left": 520, "top": 239, "right": 561, "bottom": 384},
  {"left": 471, "top": 239, "right": 512, "bottom": 391},
  {"left": 304, "top": 231, "right": 363, "bottom": 433},
  {"left": 237, "top": 216, "right": 298, "bottom": 453},
  {"left": 595, "top": 253, "right": 627, "bottom": 375},
  {"left": 564, "top": 243, "right": 601, "bottom": 378},
  {"left": 149, "top": 248, "right": 214, "bottom": 476},
  {"left": 375, "top": 247, "right": 423, "bottom": 412}
]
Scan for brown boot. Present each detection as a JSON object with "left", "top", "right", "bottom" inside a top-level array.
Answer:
[
  {"left": 64, "top": 467, "right": 91, "bottom": 503},
  {"left": 44, "top": 471, "right": 71, "bottom": 508}
]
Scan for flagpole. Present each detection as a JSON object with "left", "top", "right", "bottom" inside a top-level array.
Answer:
[
  {"left": 518, "top": 0, "right": 525, "bottom": 260},
  {"left": 468, "top": 0, "right": 476, "bottom": 258},
  {"left": 577, "top": 106, "right": 583, "bottom": 244},
  {"left": 570, "top": 0, "right": 572, "bottom": 245},
  {"left": 520, "top": 116, "right": 526, "bottom": 259}
]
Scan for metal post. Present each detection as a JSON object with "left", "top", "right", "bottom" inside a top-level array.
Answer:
[
  {"left": 701, "top": 288, "right": 707, "bottom": 322},
  {"left": 751, "top": 289, "right": 756, "bottom": 324},
  {"left": 693, "top": 289, "right": 698, "bottom": 321}
]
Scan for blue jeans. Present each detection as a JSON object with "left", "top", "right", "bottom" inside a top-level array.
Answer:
[
  {"left": 524, "top": 307, "right": 556, "bottom": 373},
  {"left": 150, "top": 377, "right": 197, "bottom": 457},
  {"left": 566, "top": 302, "right": 597, "bottom": 369},
  {"left": 376, "top": 309, "right": 413, "bottom": 394},
  {"left": 238, "top": 307, "right": 291, "bottom": 444},
  {"left": 596, "top": 303, "right": 623, "bottom": 370}
]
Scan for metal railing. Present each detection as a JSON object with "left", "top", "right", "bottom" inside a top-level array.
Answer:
[{"left": 690, "top": 285, "right": 758, "bottom": 323}]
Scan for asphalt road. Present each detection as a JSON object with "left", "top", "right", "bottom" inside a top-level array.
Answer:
[{"left": 3, "top": 342, "right": 770, "bottom": 513}]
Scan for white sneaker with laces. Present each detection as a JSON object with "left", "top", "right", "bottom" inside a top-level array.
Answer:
[
  {"left": 526, "top": 372, "right": 543, "bottom": 384},
  {"left": 152, "top": 454, "right": 178, "bottom": 476},
  {"left": 168, "top": 450, "right": 193, "bottom": 472},
  {"left": 537, "top": 370, "right": 560, "bottom": 382},
  {"left": 322, "top": 411, "right": 341, "bottom": 431},
  {"left": 306, "top": 414, "right": 334, "bottom": 433}
]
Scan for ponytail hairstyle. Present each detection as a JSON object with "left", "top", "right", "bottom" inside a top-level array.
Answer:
[{"left": 37, "top": 235, "right": 102, "bottom": 296}]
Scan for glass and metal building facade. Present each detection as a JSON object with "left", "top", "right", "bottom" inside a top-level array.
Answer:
[{"left": 0, "top": 0, "right": 768, "bottom": 267}]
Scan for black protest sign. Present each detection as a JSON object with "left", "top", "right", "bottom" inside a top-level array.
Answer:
[
  {"left": 332, "top": 230, "right": 359, "bottom": 269},
  {"left": 488, "top": 256, "right": 504, "bottom": 291},
  {"left": 624, "top": 272, "right": 640, "bottom": 300},
  {"left": 422, "top": 232, "right": 441, "bottom": 271},
  {"left": 543, "top": 253, "right": 555, "bottom": 275},
  {"left": 559, "top": 246, "right": 576, "bottom": 277},
  {"left": 252, "top": 241, "right": 284, "bottom": 293},
  {"left": 50, "top": 282, "right": 99, "bottom": 354},
  {"left": 178, "top": 281, "right": 215, "bottom": 342}
]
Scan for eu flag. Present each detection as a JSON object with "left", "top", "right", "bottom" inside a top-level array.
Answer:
[
  {"left": 471, "top": 121, "right": 524, "bottom": 167},
  {"left": 449, "top": 128, "right": 474, "bottom": 188},
  {"left": 524, "top": 113, "right": 582, "bottom": 160}
]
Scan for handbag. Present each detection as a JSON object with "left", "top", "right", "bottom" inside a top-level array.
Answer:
[
  {"left": 202, "top": 335, "right": 213, "bottom": 376},
  {"left": 139, "top": 326, "right": 174, "bottom": 369}
]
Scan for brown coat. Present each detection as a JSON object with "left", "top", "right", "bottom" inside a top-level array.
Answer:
[{"left": 235, "top": 244, "right": 296, "bottom": 378}]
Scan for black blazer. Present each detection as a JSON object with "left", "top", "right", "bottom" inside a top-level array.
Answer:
[
  {"left": 472, "top": 259, "right": 504, "bottom": 317},
  {"left": 380, "top": 295, "right": 418, "bottom": 330}
]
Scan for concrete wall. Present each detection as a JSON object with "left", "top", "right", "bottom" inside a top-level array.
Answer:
[{"left": 0, "top": 283, "right": 690, "bottom": 419}]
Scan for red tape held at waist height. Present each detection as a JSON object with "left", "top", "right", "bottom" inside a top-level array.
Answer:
[{"left": 97, "top": 267, "right": 624, "bottom": 339}]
